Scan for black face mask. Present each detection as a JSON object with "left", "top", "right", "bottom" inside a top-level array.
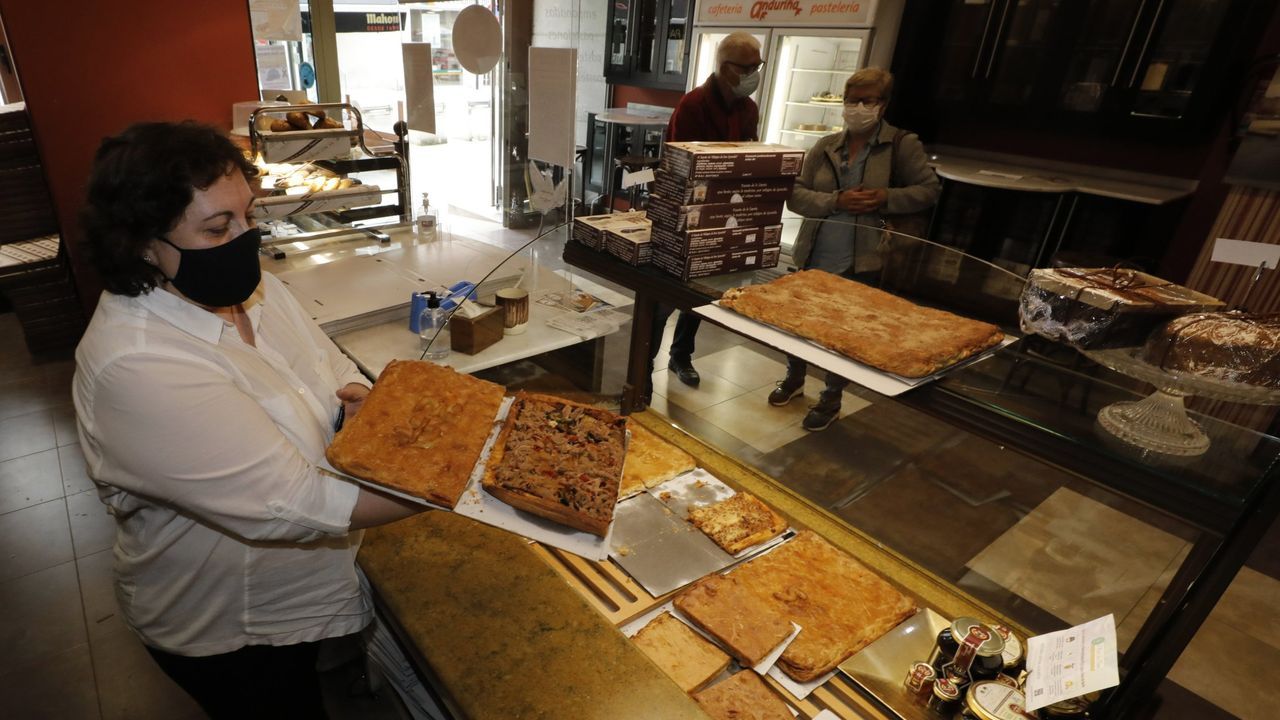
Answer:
[{"left": 158, "top": 227, "right": 262, "bottom": 307}]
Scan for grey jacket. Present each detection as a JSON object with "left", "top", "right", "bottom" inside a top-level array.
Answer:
[{"left": 787, "top": 121, "right": 941, "bottom": 269}]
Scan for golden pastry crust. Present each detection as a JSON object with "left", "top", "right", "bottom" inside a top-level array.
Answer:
[
  {"left": 728, "top": 531, "right": 917, "bottom": 681},
  {"left": 631, "top": 613, "right": 731, "bottom": 693},
  {"left": 482, "top": 393, "right": 626, "bottom": 536},
  {"left": 619, "top": 421, "right": 697, "bottom": 497},
  {"left": 325, "top": 360, "right": 505, "bottom": 509},
  {"left": 693, "top": 671, "right": 793, "bottom": 720},
  {"left": 674, "top": 573, "right": 793, "bottom": 667},
  {"left": 720, "top": 270, "right": 1004, "bottom": 378},
  {"left": 688, "top": 492, "right": 787, "bottom": 554}
]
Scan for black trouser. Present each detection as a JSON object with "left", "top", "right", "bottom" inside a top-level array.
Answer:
[
  {"left": 146, "top": 640, "right": 327, "bottom": 719},
  {"left": 647, "top": 304, "right": 701, "bottom": 374},
  {"left": 784, "top": 354, "right": 849, "bottom": 398}
]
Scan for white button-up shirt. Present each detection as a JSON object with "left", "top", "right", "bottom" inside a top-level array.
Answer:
[{"left": 73, "top": 272, "right": 372, "bottom": 656}]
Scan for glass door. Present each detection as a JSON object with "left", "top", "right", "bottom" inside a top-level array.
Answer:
[
  {"left": 659, "top": 0, "right": 691, "bottom": 84},
  {"left": 1126, "top": 0, "right": 1231, "bottom": 119},
  {"left": 762, "top": 30, "right": 869, "bottom": 150},
  {"left": 935, "top": 0, "right": 1004, "bottom": 103},
  {"left": 1057, "top": 0, "right": 1147, "bottom": 113},
  {"left": 607, "top": 0, "right": 633, "bottom": 77},
  {"left": 985, "top": 0, "right": 1075, "bottom": 108}
]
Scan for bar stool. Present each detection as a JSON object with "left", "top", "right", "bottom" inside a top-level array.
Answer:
[{"left": 607, "top": 154, "right": 660, "bottom": 212}]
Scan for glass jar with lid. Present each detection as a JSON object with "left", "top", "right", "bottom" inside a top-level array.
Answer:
[
  {"left": 960, "top": 680, "right": 1039, "bottom": 720},
  {"left": 932, "top": 617, "right": 1007, "bottom": 683}
]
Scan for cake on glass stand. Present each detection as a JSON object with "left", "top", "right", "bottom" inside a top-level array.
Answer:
[{"left": 1083, "top": 346, "right": 1280, "bottom": 457}]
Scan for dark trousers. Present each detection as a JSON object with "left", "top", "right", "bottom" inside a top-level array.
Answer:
[
  {"left": 647, "top": 304, "right": 701, "bottom": 373},
  {"left": 785, "top": 354, "right": 849, "bottom": 396},
  {"left": 146, "top": 641, "right": 327, "bottom": 719}
]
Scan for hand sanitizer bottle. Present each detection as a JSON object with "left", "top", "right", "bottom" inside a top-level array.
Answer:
[
  {"left": 417, "top": 192, "right": 436, "bottom": 240},
  {"left": 418, "top": 291, "right": 450, "bottom": 361}
]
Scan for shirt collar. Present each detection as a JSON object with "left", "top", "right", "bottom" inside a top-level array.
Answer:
[{"left": 134, "top": 281, "right": 267, "bottom": 344}]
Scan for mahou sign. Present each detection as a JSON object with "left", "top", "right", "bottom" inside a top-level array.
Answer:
[{"left": 697, "top": 0, "right": 876, "bottom": 27}]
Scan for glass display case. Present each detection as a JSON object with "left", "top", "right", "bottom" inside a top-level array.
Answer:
[
  {"left": 761, "top": 31, "right": 870, "bottom": 151},
  {"left": 563, "top": 216, "right": 1280, "bottom": 718}
]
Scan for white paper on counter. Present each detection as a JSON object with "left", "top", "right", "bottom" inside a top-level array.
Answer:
[
  {"left": 1024, "top": 614, "right": 1120, "bottom": 712},
  {"left": 453, "top": 397, "right": 616, "bottom": 561},
  {"left": 812, "top": 710, "right": 841, "bottom": 720},
  {"left": 695, "top": 302, "right": 1014, "bottom": 397},
  {"left": 545, "top": 312, "right": 621, "bottom": 340},
  {"left": 767, "top": 665, "right": 837, "bottom": 701}
]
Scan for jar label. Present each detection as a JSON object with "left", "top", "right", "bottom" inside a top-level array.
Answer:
[
  {"left": 973, "top": 682, "right": 1038, "bottom": 720},
  {"left": 953, "top": 625, "right": 992, "bottom": 675}
]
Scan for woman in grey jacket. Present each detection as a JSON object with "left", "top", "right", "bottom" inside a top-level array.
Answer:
[{"left": 769, "top": 68, "right": 941, "bottom": 431}]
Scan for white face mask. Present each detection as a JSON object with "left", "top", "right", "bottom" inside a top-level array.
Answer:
[
  {"left": 733, "top": 69, "right": 760, "bottom": 98},
  {"left": 843, "top": 103, "right": 880, "bottom": 134}
]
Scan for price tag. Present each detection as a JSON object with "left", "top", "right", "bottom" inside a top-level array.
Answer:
[
  {"left": 1211, "top": 238, "right": 1280, "bottom": 268},
  {"left": 1025, "top": 615, "right": 1120, "bottom": 712},
  {"left": 621, "top": 167, "right": 655, "bottom": 189}
]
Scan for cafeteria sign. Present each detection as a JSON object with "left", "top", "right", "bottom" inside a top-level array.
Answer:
[{"left": 697, "top": 0, "right": 875, "bottom": 27}]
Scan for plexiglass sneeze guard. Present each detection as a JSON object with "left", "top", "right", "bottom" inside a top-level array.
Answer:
[{"left": 641, "top": 216, "right": 1278, "bottom": 676}]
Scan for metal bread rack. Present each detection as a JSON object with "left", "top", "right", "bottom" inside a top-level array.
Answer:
[{"left": 248, "top": 102, "right": 412, "bottom": 255}]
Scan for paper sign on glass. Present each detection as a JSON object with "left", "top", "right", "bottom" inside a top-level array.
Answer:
[{"left": 1024, "top": 615, "right": 1120, "bottom": 712}]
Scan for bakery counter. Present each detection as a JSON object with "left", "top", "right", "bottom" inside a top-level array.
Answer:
[
  {"left": 563, "top": 237, "right": 1280, "bottom": 718},
  {"left": 358, "top": 510, "right": 710, "bottom": 720}
]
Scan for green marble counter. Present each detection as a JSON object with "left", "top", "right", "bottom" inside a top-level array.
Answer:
[{"left": 359, "top": 510, "right": 709, "bottom": 720}]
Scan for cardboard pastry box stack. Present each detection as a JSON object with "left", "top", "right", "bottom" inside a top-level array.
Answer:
[
  {"left": 649, "top": 142, "right": 802, "bottom": 281},
  {"left": 571, "top": 210, "right": 649, "bottom": 251}
]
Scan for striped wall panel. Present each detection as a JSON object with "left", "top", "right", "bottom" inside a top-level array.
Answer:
[
  {"left": 1182, "top": 186, "right": 1279, "bottom": 436},
  {"left": 1185, "top": 186, "right": 1280, "bottom": 312}
]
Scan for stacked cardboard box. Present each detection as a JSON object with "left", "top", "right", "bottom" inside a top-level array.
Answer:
[
  {"left": 650, "top": 142, "right": 802, "bottom": 282},
  {"left": 571, "top": 210, "right": 649, "bottom": 251},
  {"left": 604, "top": 224, "right": 653, "bottom": 266}
]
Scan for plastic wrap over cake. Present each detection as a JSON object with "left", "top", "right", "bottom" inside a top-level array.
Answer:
[
  {"left": 1142, "top": 312, "right": 1280, "bottom": 388},
  {"left": 1018, "top": 268, "right": 1225, "bottom": 349}
]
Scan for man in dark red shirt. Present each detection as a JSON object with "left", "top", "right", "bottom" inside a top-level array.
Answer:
[{"left": 647, "top": 32, "right": 763, "bottom": 400}]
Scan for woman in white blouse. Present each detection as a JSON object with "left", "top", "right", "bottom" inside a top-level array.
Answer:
[{"left": 74, "top": 121, "right": 422, "bottom": 718}]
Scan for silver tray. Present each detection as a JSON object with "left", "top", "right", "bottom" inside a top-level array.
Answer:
[{"left": 839, "top": 608, "right": 950, "bottom": 720}]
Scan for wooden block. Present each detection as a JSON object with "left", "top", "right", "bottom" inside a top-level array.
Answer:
[{"left": 449, "top": 306, "right": 504, "bottom": 355}]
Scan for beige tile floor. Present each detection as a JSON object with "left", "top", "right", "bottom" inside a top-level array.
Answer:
[
  {"left": 0, "top": 314, "right": 406, "bottom": 720},
  {"left": 652, "top": 344, "right": 871, "bottom": 453}
]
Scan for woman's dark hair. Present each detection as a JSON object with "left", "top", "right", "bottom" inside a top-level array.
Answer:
[{"left": 81, "top": 121, "right": 257, "bottom": 296}]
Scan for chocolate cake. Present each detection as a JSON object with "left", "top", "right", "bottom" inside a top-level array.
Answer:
[{"left": 1143, "top": 312, "right": 1280, "bottom": 388}]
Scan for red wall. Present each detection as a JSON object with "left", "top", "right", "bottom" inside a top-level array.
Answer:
[
  {"left": 612, "top": 84, "right": 684, "bottom": 111},
  {"left": 0, "top": 2, "right": 259, "bottom": 312}
]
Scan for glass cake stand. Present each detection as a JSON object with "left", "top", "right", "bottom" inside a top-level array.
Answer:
[{"left": 1083, "top": 347, "right": 1280, "bottom": 457}]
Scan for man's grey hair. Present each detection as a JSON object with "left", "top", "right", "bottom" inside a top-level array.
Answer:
[{"left": 716, "top": 32, "right": 762, "bottom": 68}]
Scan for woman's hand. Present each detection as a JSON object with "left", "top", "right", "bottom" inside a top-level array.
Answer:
[
  {"left": 336, "top": 383, "right": 370, "bottom": 420},
  {"left": 838, "top": 187, "right": 887, "bottom": 214}
]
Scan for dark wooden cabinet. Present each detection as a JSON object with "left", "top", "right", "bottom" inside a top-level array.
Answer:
[
  {"left": 605, "top": 0, "right": 691, "bottom": 91},
  {"left": 928, "top": 0, "right": 1263, "bottom": 139},
  {"left": 929, "top": 180, "right": 1186, "bottom": 274}
]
